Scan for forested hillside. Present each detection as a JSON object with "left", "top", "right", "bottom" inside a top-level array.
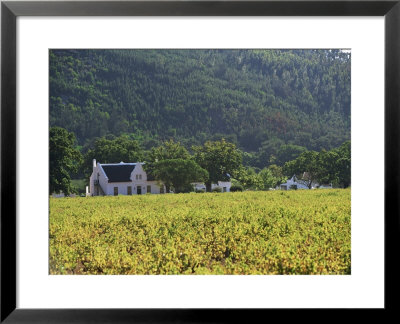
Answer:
[{"left": 49, "top": 49, "right": 350, "bottom": 168}]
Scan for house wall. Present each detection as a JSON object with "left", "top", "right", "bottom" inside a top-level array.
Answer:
[
  {"left": 280, "top": 176, "right": 311, "bottom": 190},
  {"left": 105, "top": 181, "right": 166, "bottom": 195},
  {"left": 193, "top": 183, "right": 206, "bottom": 191},
  {"left": 104, "top": 182, "right": 135, "bottom": 195},
  {"left": 216, "top": 181, "right": 232, "bottom": 192},
  {"left": 146, "top": 181, "right": 165, "bottom": 194},
  {"left": 130, "top": 163, "right": 147, "bottom": 182},
  {"left": 319, "top": 184, "right": 333, "bottom": 189},
  {"left": 193, "top": 182, "right": 232, "bottom": 192},
  {"left": 132, "top": 182, "right": 147, "bottom": 195},
  {"left": 89, "top": 173, "right": 94, "bottom": 195},
  {"left": 98, "top": 164, "right": 109, "bottom": 195},
  {"left": 89, "top": 163, "right": 109, "bottom": 196},
  {"left": 52, "top": 192, "right": 65, "bottom": 198}
]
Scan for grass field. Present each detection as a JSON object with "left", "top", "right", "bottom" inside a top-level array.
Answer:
[{"left": 49, "top": 189, "right": 351, "bottom": 275}]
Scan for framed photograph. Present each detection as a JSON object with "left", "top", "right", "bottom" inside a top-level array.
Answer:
[{"left": 1, "top": 0, "right": 399, "bottom": 322}]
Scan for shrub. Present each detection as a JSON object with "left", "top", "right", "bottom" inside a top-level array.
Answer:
[
  {"left": 212, "top": 187, "right": 222, "bottom": 193},
  {"left": 230, "top": 185, "right": 244, "bottom": 192},
  {"left": 175, "top": 183, "right": 195, "bottom": 194},
  {"left": 195, "top": 189, "right": 205, "bottom": 193}
]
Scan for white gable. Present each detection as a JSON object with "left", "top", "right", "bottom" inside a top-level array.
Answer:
[{"left": 130, "top": 163, "right": 146, "bottom": 181}]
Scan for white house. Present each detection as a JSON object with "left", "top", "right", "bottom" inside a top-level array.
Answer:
[
  {"left": 192, "top": 181, "right": 232, "bottom": 192},
  {"left": 88, "top": 159, "right": 166, "bottom": 196},
  {"left": 88, "top": 159, "right": 232, "bottom": 196},
  {"left": 280, "top": 174, "right": 332, "bottom": 190},
  {"left": 280, "top": 175, "right": 310, "bottom": 190}
]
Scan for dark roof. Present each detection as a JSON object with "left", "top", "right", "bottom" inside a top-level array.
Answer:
[{"left": 101, "top": 164, "right": 136, "bottom": 183}]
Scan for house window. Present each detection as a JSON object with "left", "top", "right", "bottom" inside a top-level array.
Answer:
[
  {"left": 114, "top": 187, "right": 118, "bottom": 196},
  {"left": 223, "top": 187, "right": 227, "bottom": 192},
  {"left": 127, "top": 186, "right": 132, "bottom": 195},
  {"left": 160, "top": 186, "right": 164, "bottom": 194},
  {"left": 135, "top": 174, "right": 138, "bottom": 180},
  {"left": 147, "top": 185, "right": 151, "bottom": 194},
  {"left": 139, "top": 174, "right": 142, "bottom": 180}
]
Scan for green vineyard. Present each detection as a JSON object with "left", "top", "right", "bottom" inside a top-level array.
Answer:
[{"left": 49, "top": 189, "right": 351, "bottom": 275}]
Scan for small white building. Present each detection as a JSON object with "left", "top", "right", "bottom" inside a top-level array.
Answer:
[
  {"left": 318, "top": 184, "right": 333, "bottom": 189},
  {"left": 280, "top": 174, "right": 332, "bottom": 190},
  {"left": 52, "top": 192, "right": 65, "bottom": 198},
  {"left": 280, "top": 175, "right": 310, "bottom": 190},
  {"left": 192, "top": 181, "right": 232, "bottom": 192},
  {"left": 88, "top": 159, "right": 166, "bottom": 196}
]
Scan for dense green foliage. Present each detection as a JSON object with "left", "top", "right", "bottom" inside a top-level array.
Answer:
[
  {"left": 231, "top": 164, "right": 286, "bottom": 191},
  {"left": 49, "top": 127, "right": 82, "bottom": 195},
  {"left": 147, "top": 139, "right": 191, "bottom": 162},
  {"left": 152, "top": 159, "right": 208, "bottom": 193},
  {"left": 50, "top": 189, "right": 351, "bottom": 275},
  {"left": 193, "top": 139, "right": 242, "bottom": 191},
  {"left": 283, "top": 141, "right": 351, "bottom": 188},
  {"left": 50, "top": 49, "right": 350, "bottom": 162}
]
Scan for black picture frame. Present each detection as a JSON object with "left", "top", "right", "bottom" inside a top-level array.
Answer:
[{"left": 1, "top": 0, "right": 399, "bottom": 322}]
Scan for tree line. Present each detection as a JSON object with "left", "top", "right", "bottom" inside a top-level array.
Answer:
[{"left": 50, "top": 127, "right": 350, "bottom": 196}]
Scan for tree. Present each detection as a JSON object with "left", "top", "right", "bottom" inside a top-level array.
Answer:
[
  {"left": 232, "top": 166, "right": 261, "bottom": 190},
  {"left": 283, "top": 141, "right": 351, "bottom": 188},
  {"left": 275, "top": 144, "right": 307, "bottom": 166},
  {"left": 147, "top": 139, "right": 190, "bottom": 162},
  {"left": 83, "top": 135, "right": 144, "bottom": 176},
  {"left": 49, "top": 127, "right": 82, "bottom": 195},
  {"left": 268, "top": 164, "right": 286, "bottom": 185},
  {"left": 256, "top": 137, "right": 285, "bottom": 168},
  {"left": 258, "top": 166, "right": 286, "bottom": 190},
  {"left": 334, "top": 141, "right": 351, "bottom": 187},
  {"left": 193, "top": 139, "right": 242, "bottom": 192},
  {"left": 316, "top": 149, "right": 340, "bottom": 185},
  {"left": 152, "top": 159, "right": 208, "bottom": 193},
  {"left": 145, "top": 139, "right": 191, "bottom": 190},
  {"left": 283, "top": 151, "right": 320, "bottom": 189}
]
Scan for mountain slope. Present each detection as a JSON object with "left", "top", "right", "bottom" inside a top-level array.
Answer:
[{"left": 49, "top": 49, "right": 351, "bottom": 161}]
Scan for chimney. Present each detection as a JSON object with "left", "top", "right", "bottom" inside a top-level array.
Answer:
[{"left": 93, "top": 159, "right": 97, "bottom": 169}]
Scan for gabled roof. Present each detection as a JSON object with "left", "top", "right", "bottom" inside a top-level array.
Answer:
[{"left": 101, "top": 163, "right": 137, "bottom": 183}]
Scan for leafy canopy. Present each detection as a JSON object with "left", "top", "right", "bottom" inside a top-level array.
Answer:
[
  {"left": 49, "top": 127, "right": 82, "bottom": 195},
  {"left": 148, "top": 139, "right": 191, "bottom": 162},
  {"left": 152, "top": 159, "right": 208, "bottom": 193},
  {"left": 50, "top": 49, "right": 351, "bottom": 162},
  {"left": 283, "top": 141, "right": 350, "bottom": 188},
  {"left": 193, "top": 139, "right": 242, "bottom": 191}
]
